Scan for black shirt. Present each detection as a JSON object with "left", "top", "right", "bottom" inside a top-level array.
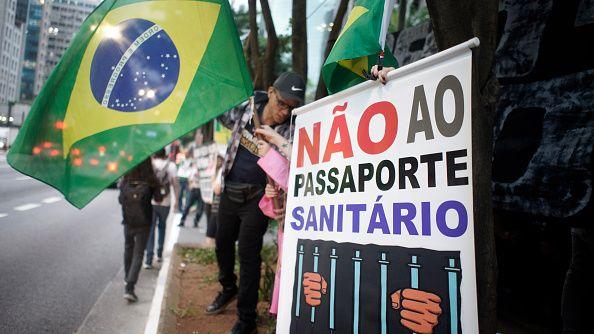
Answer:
[{"left": 226, "top": 100, "right": 267, "bottom": 186}]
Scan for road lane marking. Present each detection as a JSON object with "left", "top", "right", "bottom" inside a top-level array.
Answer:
[
  {"left": 144, "top": 212, "right": 181, "bottom": 334},
  {"left": 0, "top": 213, "right": 7, "bottom": 218},
  {"left": 14, "top": 203, "right": 41, "bottom": 211},
  {"left": 42, "top": 197, "right": 62, "bottom": 204},
  {"left": 15, "top": 176, "right": 32, "bottom": 181}
]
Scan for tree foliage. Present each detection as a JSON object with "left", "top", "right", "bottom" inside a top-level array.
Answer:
[
  {"left": 234, "top": 0, "right": 306, "bottom": 91},
  {"left": 242, "top": 0, "right": 278, "bottom": 89}
]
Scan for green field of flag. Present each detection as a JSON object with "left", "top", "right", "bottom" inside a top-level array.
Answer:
[
  {"left": 8, "top": 0, "right": 253, "bottom": 208},
  {"left": 322, "top": 0, "right": 398, "bottom": 94}
]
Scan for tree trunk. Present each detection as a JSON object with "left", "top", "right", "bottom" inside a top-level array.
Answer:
[
  {"left": 260, "top": 0, "right": 278, "bottom": 88},
  {"left": 398, "top": 0, "right": 407, "bottom": 31},
  {"left": 248, "top": 0, "right": 263, "bottom": 89},
  {"left": 314, "top": 0, "right": 349, "bottom": 100},
  {"left": 292, "top": 0, "right": 307, "bottom": 84},
  {"left": 243, "top": 33, "right": 254, "bottom": 80},
  {"left": 426, "top": 1, "right": 499, "bottom": 333}
]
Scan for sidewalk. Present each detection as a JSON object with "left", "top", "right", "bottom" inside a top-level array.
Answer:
[{"left": 76, "top": 210, "right": 207, "bottom": 334}]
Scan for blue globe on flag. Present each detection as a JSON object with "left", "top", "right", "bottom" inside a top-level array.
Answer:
[{"left": 90, "top": 18, "right": 180, "bottom": 112}]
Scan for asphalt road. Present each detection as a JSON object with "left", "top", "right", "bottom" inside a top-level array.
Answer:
[{"left": 0, "top": 153, "right": 124, "bottom": 333}]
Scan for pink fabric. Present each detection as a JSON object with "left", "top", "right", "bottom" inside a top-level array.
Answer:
[
  {"left": 259, "top": 196, "right": 276, "bottom": 219},
  {"left": 269, "top": 226, "right": 284, "bottom": 315},
  {"left": 257, "top": 148, "right": 289, "bottom": 191},
  {"left": 257, "top": 148, "right": 290, "bottom": 315}
]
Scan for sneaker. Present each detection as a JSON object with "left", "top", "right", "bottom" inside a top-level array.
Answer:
[
  {"left": 156, "top": 256, "right": 163, "bottom": 263},
  {"left": 177, "top": 222, "right": 185, "bottom": 227},
  {"left": 123, "top": 291, "right": 138, "bottom": 303},
  {"left": 205, "top": 289, "right": 238, "bottom": 315},
  {"left": 143, "top": 263, "right": 153, "bottom": 269},
  {"left": 228, "top": 321, "right": 257, "bottom": 334}
]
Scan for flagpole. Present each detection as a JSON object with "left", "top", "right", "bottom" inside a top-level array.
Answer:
[
  {"left": 377, "top": 0, "right": 395, "bottom": 71},
  {"left": 379, "top": 0, "right": 395, "bottom": 50}
]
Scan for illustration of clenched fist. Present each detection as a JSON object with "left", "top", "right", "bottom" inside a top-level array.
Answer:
[
  {"left": 302, "top": 272, "right": 327, "bottom": 307},
  {"left": 391, "top": 288, "right": 442, "bottom": 333}
]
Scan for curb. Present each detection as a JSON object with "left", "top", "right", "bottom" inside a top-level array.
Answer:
[{"left": 143, "top": 213, "right": 182, "bottom": 334}]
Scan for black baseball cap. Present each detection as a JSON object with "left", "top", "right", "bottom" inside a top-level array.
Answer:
[{"left": 273, "top": 72, "right": 306, "bottom": 106}]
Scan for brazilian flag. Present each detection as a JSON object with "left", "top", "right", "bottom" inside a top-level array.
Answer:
[
  {"left": 7, "top": 0, "right": 253, "bottom": 208},
  {"left": 322, "top": 0, "right": 398, "bottom": 94}
]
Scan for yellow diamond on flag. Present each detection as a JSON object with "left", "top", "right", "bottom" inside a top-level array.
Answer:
[{"left": 338, "top": 56, "right": 369, "bottom": 79}]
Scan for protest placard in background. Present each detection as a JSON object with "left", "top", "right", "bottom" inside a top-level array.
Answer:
[
  {"left": 193, "top": 142, "right": 218, "bottom": 204},
  {"left": 277, "top": 40, "right": 479, "bottom": 333}
]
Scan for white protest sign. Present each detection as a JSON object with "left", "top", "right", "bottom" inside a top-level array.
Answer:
[
  {"left": 193, "top": 143, "right": 218, "bottom": 203},
  {"left": 277, "top": 39, "right": 480, "bottom": 333}
]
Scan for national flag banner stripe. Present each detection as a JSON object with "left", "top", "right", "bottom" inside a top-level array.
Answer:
[
  {"left": 322, "top": 0, "right": 398, "bottom": 94},
  {"left": 7, "top": 0, "right": 253, "bottom": 208}
]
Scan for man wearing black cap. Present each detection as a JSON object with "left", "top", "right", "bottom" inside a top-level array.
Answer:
[{"left": 208, "top": 72, "right": 305, "bottom": 334}]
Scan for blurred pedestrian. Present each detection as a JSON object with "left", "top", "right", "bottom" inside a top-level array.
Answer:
[
  {"left": 169, "top": 140, "right": 181, "bottom": 161},
  {"left": 204, "top": 152, "right": 225, "bottom": 247},
  {"left": 144, "top": 148, "right": 179, "bottom": 269},
  {"left": 254, "top": 126, "right": 292, "bottom": 315},
  {"left": 179, "top": 162, "right": 204, "bottom": 227},
  {"left": 206, "top": 72, "right": 305, "bottom": 334},
  {"left": 177, "top": 149, "right": 193, "bottom": 212},
  {"left": 119, "top": 158, "right": 160, "bottom": 302}
]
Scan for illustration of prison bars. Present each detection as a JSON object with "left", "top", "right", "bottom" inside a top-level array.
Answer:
[{"left": 295, "top": 244, "right": 461, "bottom": 334}]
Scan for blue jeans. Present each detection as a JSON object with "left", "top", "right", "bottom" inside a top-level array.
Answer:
[
  {"left": 146, "top": 205, "right": 170, "bottom": 264},
  {"left": 181, "top": 188, "right": 204, "bottom": 226},
  {"left": 178, "top": 178, "right": 188, "bottom": 211}
]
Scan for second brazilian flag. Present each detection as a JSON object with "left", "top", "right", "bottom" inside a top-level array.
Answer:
[
  {"left": 8, "top": 0, "right": 253, "bottom": 208},
  {"left": 322, "top": 0, "right": 398, "bottom": 94}
]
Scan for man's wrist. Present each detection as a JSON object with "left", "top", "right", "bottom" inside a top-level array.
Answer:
[{"left": 270, "top": 135, "right": 281, "bottom": 147}]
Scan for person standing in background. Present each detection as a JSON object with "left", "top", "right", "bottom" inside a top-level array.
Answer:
[
  {"left": 179, "top": 162, "right": 204, "bottom": 227},
  {"left": 255, "top": 125, "right": 291, "bottom": 315},
  {"left": 119, "top": 158, "right": 160, "bottom": 302},
  {"left": 176, "top": 149, "right": 194, "bottom": 212},
  {"left": 169, "top": 140, "right": 181, "bottom": 162},
  {"left": 145, "top": 148, "right": 180, "bottom": 269},
  {"left": 204, "top": 151, "right": 225, "bottom": 247}
]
